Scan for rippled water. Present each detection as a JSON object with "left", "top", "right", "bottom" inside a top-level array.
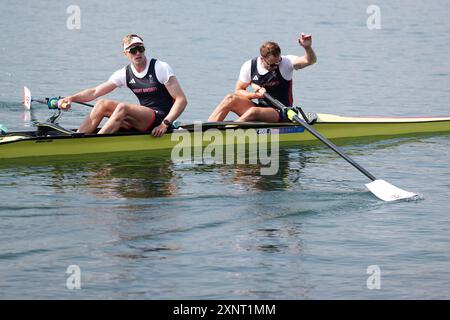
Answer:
[{"left": 1, "top": 0, "right": 450, "bottom": 299}]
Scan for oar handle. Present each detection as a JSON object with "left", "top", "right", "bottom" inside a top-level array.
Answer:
[
  {"left": 263, "top": 92, "right": 377, "bottom": 181},
  {"left": 57, "top": 98, "right": 94, "bottom": 108}
]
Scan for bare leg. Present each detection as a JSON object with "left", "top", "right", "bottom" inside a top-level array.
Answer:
[
  {"left": 208, "top": 94, "right": 257, "bottom": 122},
  {"left": 237, "top": 106, "right": 280, "bottom": 122},
  {"left": 77, "top": 99, "right": 119, "bottom": 133},
  {"left": 98, "top": 102, "right": 154, "bottom": 134}
]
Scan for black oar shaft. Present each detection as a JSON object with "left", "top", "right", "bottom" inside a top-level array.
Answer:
[
  {"left": 74, "top": 101, "right": 94, "bottom": 108},
  {"left": 32, "top": 99, "right": 48, "bottom": 105},
  {"left": 264, "top": 92, "right": 377, "bottom": 181},
  {"left": 292, "top": 113, "right": 376, "bottom": 181},
  {"left": 32, "top": 98, "right": 94, "bottom": 108}
]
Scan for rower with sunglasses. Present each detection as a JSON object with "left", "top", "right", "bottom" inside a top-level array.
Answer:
[
  {"left": 208, "top": 33, "right": 316, "bottom": 123},
  {"left": 58, "top": 34, "right": 187, "bottom": 137}
]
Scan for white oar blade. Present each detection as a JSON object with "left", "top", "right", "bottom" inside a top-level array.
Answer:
[
  {"left": 365, "top": 179, "right": 417, "bottom": 202},
  {"left": 23, "top": 86, "right": 31, "bottom": 110}
]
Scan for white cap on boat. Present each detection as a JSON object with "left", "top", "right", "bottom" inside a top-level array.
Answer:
[{"left": 124, "top": 36, "right": 144, "bottom": 51}]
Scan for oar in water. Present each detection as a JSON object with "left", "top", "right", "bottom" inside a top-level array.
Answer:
[
  {"left": 262, "top": 92, "right": 418, "bottom": 202},
  {"left": 23, "top": 86, "right": 94, "bottom": 110}
]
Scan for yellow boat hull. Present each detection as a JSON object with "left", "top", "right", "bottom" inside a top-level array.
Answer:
[{"left": 1, "top": 113, "right": 450, "bottom": 160}]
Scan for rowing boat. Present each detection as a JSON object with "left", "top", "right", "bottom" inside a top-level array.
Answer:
[
  {"left": 1, "top": 113, "right": 450, "bottom": 160},
  {"left": 6, "top": 87, "right": 433, "bottom": 201}
]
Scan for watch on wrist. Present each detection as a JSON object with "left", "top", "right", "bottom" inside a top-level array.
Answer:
[{"left": 163, "top": 119, "right": 172, "bottom": 127}]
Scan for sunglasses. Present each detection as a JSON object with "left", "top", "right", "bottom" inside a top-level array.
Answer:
[
  {"left": 127, "top": 45, "right": 145, "bottom": 55},
  {"left": 263, "top": 57, "right": 282, "bottom": 68}
]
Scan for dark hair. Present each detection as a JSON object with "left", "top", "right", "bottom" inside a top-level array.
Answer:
[{"left": 260, "top": 41, "right": 281, "bottom": 58}]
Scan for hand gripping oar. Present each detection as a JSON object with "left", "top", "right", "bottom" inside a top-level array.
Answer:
[
  {"left": 263, "top": 92, "right": 418, "bottom": 202},
  {"left": 23, "top": 86, "right": 94, "bottom": 110}
]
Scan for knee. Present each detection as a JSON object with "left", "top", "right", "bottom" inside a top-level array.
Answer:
[
  {"left": 95, "top": 98, "right": 105, "bottom": 105},
  {"left": 222, "top": 93, "right": 240, "bottom": 110},
  {"left": 94, "top": 98, "right": 108, "bottom": 108},
  {"left": 111, "top": 103, "right": 129, "bottom": 119},
  {"left": 93, "top": 99, "right": 109, "bottom": 113},
  {"left": 116, "top": 103, "right": 129, "bottom": 113}
]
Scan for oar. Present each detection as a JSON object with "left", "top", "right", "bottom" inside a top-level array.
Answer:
[
  {"left": 23, "top": 86, "right": 94, "bottom": 110},
  {"left": 0, "top": 124, "right": 8, "bottom": 134},
  {"left": 59, "top": 100, "right": 94, "bottom": 108},
  {"left": 262, "top": 92, "right": 417, "bottom": 202}
]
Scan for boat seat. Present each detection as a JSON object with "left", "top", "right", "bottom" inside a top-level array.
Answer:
[{"left": 36, "top": 122, "right": 76, "bottom": 136}]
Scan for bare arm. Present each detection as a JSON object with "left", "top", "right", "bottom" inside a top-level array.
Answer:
[
  {"left": 161, "top": 76, "right": 187, "bottom": 123},
  {"left": 58, "top": 81, "right": 117, "bottom": 109},
  {"left": 151, "top": 76, "right": 187, "bottom": 137},
  {"left": 292, "top": 33, "right": 317, "bottom": 70},
  {"left": 234, "top": 80, "right": 265, "bottom": 100}
]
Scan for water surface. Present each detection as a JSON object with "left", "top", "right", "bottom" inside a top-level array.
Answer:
[{"left": 0, "top": 0, "right": 449, "bottom": 299}]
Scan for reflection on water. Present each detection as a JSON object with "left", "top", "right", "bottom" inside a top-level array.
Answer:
[
  {"left": 0, "top": 146, "right": 318, "bottom": 198},
  {"left": 251, "top": 224, "right": 305, "bottom": 254},
  {"left": 2, "top": 134, "right": 445, "bottom": 201},
  {"left": 85, "top": 158, "right": 178, "bottom": 199}
]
